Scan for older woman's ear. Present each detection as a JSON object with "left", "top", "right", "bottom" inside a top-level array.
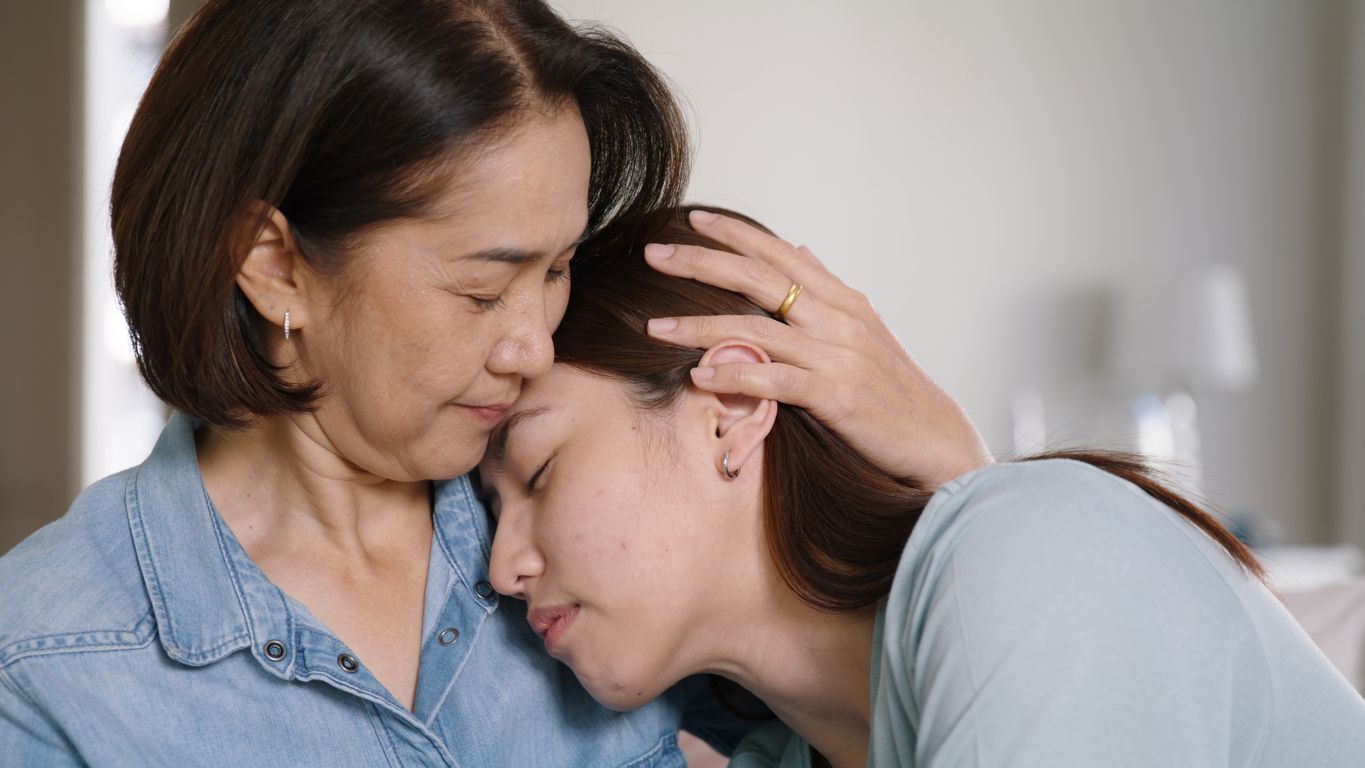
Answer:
[{"left": 233, "top": 203, "right": 311, "bottom": 344}]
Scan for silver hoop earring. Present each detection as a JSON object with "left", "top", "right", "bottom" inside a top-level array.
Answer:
[
  {"left": 283, "top": 309, "right": 291, "bottom": 340},
  {"left": 722, "top": 449, "right": 740, "bottom": 480}
]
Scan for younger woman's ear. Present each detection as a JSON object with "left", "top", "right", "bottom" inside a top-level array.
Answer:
[
  {"left": 697, "top": 341, "right": 778, "bottom": 478},
  {"left": 233, "top": 202, "right": 311, "bottom": 338}
]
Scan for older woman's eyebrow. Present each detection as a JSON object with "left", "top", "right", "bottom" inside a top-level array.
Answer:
[
  {"left": 458, "top": 224, "right": 591, "bottom": 264},
  {"left": 486, "top": 407, "right": 552, "bottom": 463},
  {"left": 459, "top": 247, "right": 541, "bottom": 264}
]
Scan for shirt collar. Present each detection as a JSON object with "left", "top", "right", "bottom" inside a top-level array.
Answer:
[{"left": 126, "top": 412, "right": 255, "bottom": 666}]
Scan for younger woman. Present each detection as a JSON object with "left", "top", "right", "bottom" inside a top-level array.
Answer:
[{"left": 481, "top": 207, "right": 1365, "bottom": 767}]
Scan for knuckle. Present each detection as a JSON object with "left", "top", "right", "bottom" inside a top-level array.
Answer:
[
  {"left": 673, "top": 244, "right": 704, "bottom": 266},
  {"left": 772, "top": 366, "right": 800, "bottom": 392},
  {"left": 749, "top": 316, "right": 782, "bottom": 343},
  {"left": 691, "top": 315, "right": 717, "bottom": 337},
  {"left": 742, "top": 257, "right": 773, "bottom": 285}
]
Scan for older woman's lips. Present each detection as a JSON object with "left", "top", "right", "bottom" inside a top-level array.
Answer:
[
  {"left": 527, "top": 604, "right": 579, "bottom": 656},
  {"left": 462, "top": 403, "right": 511, "bottom": 423}
]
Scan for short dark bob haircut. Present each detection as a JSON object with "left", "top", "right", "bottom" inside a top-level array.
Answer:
[{"left": 112, "top": 0, "right": 689, "bottom": 428}]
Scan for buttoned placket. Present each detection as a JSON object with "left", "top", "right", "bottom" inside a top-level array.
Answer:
[
  {"left": 128, "top": 415, "right": 514, "bottom": 766},
  {"left": 221, "top": 482, "right": 502, "bottom": 766}
]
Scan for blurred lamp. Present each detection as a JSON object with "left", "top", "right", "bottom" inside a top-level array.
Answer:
[{"left": 1111, "top": 264, "right": 1258, "bottom": 498}]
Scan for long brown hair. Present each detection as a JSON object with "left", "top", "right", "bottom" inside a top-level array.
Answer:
[{"left": 557, "top": 206, "right": 1266, "bottom": 614}]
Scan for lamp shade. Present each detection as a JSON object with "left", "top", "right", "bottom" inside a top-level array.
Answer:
[{"left": 1111, "top": 263, "right": 1258, "bottom": 391}]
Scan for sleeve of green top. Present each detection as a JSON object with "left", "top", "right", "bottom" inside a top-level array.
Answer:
[{"left": 894, "top": 460, "right": 1274, "bottom": 767}]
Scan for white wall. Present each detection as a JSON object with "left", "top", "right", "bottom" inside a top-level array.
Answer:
[{"left": 556, "top": 0, "right": 1347, "bottom": 544}]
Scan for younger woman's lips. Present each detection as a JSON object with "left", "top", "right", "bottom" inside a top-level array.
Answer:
[{"left": 528, "top": 604, "right": 579, "bottom": 656}]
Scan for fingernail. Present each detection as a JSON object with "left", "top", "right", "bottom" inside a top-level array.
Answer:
[
  {"left": 647, "top": 317, "right": 678, "bottom": 335},
  {"left": 689, "top": 209, "right": 719, "bottom": 226},
  {"left": 690, "top": 366, "right": 716, "bottom": 382},
  {"left": 644, "top": 243, "right": 676, "bottom": 260}
]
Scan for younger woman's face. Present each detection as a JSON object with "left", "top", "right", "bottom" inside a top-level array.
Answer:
[{"left": 479, "top": 364, "right": 756, "bottom": 710}]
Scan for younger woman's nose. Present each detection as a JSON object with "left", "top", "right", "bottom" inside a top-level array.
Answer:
[{"left": 488, "top": 514, "right": 545, "bottom": 600}]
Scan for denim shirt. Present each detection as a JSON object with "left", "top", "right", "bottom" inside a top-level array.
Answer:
[{"left": 0, "top": 413, "right": 741, "bottom": 766}]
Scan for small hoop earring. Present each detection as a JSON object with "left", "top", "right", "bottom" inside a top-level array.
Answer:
[
  {"left": 283, "top": 309, "right": 291, "bottom": 340},
  {"left": 721, "top": 449, "right": 740, "bottom": 480}
]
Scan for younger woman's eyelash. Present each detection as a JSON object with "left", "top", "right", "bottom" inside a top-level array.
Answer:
[
  {"left": 527, "top": 453, "right": 555, "bottom": 492},
  {"left": 546, "top": 265, "right": 571, "bottom": 284}
]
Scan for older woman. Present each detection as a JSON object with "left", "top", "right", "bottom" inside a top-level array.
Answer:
[{"left": 0, "top": 1, "right": 987, "bottom": 766}]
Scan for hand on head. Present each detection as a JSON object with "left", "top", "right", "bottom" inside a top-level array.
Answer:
[{"left": 644, "top": 209, "right": 994, "bottom": 490}]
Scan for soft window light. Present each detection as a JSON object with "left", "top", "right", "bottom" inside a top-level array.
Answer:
[{"left": 105, "top": 0, "right": 168, "bottom": 28}]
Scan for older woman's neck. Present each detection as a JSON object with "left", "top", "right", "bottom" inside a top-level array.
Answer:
[{"left": 196, "top": 414, "right": 431, "bottom": 558}]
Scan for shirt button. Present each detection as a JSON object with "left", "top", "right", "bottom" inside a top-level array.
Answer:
[
  {"left": 263, "top": 641, "right": 287, "bottom": 661},
  {"left": 337, "top": 653, "right": 360, "bottom": 673},
  {"left": 474, "top": 580, "right": 495, "bottom": 599},
  {"left": 437, "top": 627, "right": 460, "bottom": 646}
]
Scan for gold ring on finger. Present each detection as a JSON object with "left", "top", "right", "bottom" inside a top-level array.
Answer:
[{"left": 776, "top": 282, "right": 803, "bottom": 322}]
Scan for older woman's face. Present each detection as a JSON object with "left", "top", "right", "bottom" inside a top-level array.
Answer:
[{"left": 294, "top": 107, "right": 590, "bottom": 481}]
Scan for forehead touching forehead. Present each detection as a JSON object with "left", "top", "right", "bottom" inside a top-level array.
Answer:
[{"left": 486, "top": 364, "right": 678, "bottom": 466}]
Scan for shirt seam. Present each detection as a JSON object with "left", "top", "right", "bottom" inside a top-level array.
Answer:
[
  {"left": 0, "top": 632, "right": 161, "bottom": 673},
  {"left": 203, "top": 478, "right": 259, "bottom": 651},
  {"left": 126, "top": 466, "right": 179, "bottom": 645},
  {"left": 365, "top": 701, "right": 407, "bottom": 768},
  {"left": 620, "top": 732, "right": 678, "bottom": 767},
  {"left": 0, "top": 610, "right": 158, "bottom": 669}
]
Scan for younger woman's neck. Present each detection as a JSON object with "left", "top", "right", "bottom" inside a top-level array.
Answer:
[{"left": 710, "top": 589, "right": 878, "bottom": 768}]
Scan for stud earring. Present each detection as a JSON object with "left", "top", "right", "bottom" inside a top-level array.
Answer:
[{"left": 283, "top": 309, "right": 291, "bottom": 340}]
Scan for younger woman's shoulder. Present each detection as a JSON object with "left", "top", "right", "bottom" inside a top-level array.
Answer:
[
  {"left": 909, "top": 458, "right": 1198, "bottom": 569},
  {"left": 889, "top": 456, "right": 1263, "bottom": 641}
]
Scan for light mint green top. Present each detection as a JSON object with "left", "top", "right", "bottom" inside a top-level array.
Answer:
[{"left": 729, "top": 459, "right": 1365, "bottom": 767}]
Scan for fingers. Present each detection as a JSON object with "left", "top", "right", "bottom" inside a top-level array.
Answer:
[
  {"left": 647, "top": 312, "right": 848, "bottom": 361},
  {"left": 684, "top": 210, "right": 856, "bottom": 300},
  {"left": 687, "top": 360, "right": 832, "bottom": 411},
  {"left": 645, "top": 242, "right": 832, "bottom": 326}
]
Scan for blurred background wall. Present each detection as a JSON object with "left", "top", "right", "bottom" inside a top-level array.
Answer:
[
  {"left": 0, "top": 2, "right": 81, "bottom": 554},
  {"left": 1, "top": 0, "right": 1362, "bottom": 557}
]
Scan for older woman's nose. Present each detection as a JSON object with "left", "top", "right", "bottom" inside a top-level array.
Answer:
[{"left": 488, "top": 296, "right": 555, "bottom": 379}]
